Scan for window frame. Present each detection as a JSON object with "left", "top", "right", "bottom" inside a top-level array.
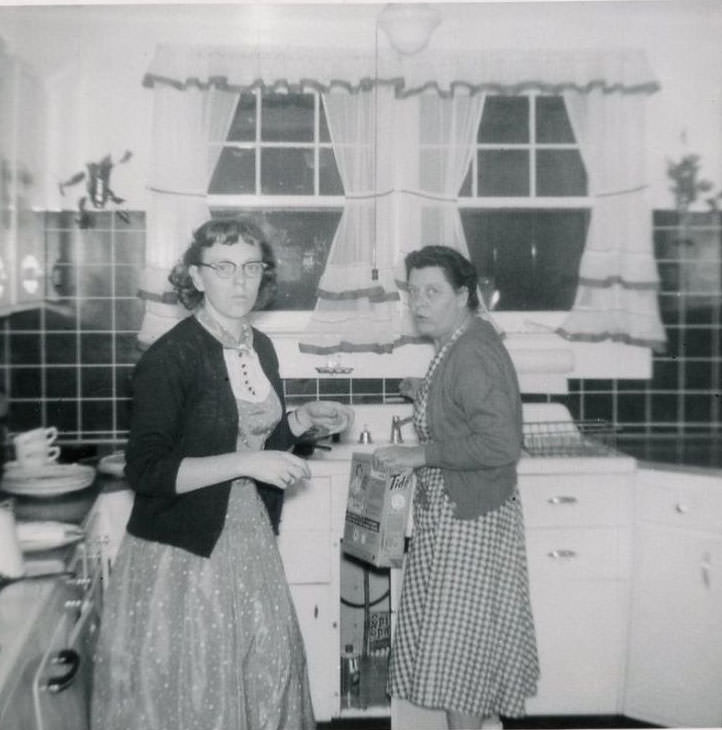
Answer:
[
  {"left": 458, "top": 90, "right": 592, "bottom": 319},
  {"left": 208, "top": 88, "right": 345, "bottom": 333}
]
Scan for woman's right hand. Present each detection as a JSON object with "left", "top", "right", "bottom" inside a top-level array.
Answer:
[
  {"left": 399, "top": 377, "right": 423, "bottom": 401},
  {"left": 239, "top": 450, "right": 311, "bottom": 490}
]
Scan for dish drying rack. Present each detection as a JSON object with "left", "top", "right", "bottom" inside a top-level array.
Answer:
[{"left": 522, "top": 419, "right": 619, "bottom": 457}]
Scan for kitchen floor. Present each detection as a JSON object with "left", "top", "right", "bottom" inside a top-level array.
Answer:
[{"left": 319, "top": 715, "right": 661, "bottom": 729}]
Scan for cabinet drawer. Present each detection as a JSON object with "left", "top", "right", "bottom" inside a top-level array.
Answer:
[
  {"left": 636, "top": 470, "right": 722, "bottom": 532},
  {"left": 278, "top": 529, "right": 332, "bottom": 584},
  {"left": 526, "top": 527, "right": 631, "bottom": 581},
  {"left": 520, "top": 474, "right": 633, "bottom": 528},
  {"left": 280, "top": 477, "right": 332, "bottom": 531}
]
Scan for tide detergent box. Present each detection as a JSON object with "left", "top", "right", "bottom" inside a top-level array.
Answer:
[{"left": 342, "top": 452, "right": 414, "bottom": 568}]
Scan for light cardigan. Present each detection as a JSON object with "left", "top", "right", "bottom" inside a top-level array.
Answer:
[
  {"left": 124, "top": 315, "right": 294, "bottom": 557},
  {"left": 423, "top": 316, "right": 522, "bottom": 519}
]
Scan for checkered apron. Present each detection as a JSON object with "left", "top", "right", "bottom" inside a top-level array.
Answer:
[{"left": 387, "top": 325, "right": 540, "bottom": 718}]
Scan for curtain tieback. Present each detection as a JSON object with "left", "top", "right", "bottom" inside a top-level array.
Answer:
[
  {"left": 594, "top": 184, "right": 647, "bottom": 198},
  {"left": 148, "top": 185, "right": 207, "bottom": 197},
  {"left": 346, "top": 189, "right": 458, "bottom": 202}
]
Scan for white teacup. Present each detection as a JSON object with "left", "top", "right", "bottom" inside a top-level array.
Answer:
[{"left": 13, "top": 426, "right": 60, "bottom": 469}]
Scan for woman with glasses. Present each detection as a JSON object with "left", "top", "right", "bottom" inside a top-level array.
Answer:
[
  {"left": 92, "top": 217, "right": 350, "bottom": 730},
  {"left": 373, "top": 245, "right": 539, "bottom": 730}
]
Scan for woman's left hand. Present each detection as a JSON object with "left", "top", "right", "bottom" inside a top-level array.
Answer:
[
  {"left": 293, "top": 400, "right": 353, "bottom": 437},
  {"left": 373, "top": 445, "right": 425, "bottom": 473}
]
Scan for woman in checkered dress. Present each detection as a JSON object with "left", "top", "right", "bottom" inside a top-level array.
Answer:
[{"left": 374, "top": 246, "right": 539, "bottom": 730}]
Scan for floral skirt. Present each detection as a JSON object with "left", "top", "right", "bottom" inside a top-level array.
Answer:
[{"left": 91, "top": 482, "right": 315, "bottom": 730}]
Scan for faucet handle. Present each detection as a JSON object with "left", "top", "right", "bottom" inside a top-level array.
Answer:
[{"left": 390, "top": 415, "right": 403, "bottom": 444}]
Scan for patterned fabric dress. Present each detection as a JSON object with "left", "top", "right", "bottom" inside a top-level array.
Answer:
[
  {"left": 388, "top": 324, "right": 540, "bottom": 718},
  {"left": 91, "top": 323, "right": 315, "bottom": 730}
]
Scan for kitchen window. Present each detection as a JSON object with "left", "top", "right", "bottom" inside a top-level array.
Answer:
[
  {"left": 457, "top": 94, "right": 590, "bottom": 311},
  {"left": 207, "top": 90, "right": 344, "bottom": 311}
]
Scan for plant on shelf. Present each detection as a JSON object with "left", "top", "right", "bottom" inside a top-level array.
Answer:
[
  {"left": 58, "top": 150, "right": 132, "bottom": 228},
  {"left": 666, "top": 153, "right": 722, "bottom": 219}
]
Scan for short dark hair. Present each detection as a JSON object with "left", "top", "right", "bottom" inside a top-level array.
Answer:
[
  {"left": 168, "top": 217, "right": 278, "bottom": 311},
  {"left": 404, "top": 245, "right": 480, "bottom": 312}
]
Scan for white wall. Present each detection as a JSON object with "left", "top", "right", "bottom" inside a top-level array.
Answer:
[{"left": 1, "top": 1, "right": 721, "bottom": 211}]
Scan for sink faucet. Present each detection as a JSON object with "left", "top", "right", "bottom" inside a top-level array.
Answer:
[{"left": 390, "top": 415, "right": 413, "bottom": 444}]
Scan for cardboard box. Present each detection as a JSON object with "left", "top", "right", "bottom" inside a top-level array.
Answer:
[{"left": 342, "top": 452, "right": 414, "bottom": 568}]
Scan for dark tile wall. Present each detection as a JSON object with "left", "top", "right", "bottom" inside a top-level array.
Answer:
[{"left": 1, "top": 210, "right": 720, "bottom": 456}]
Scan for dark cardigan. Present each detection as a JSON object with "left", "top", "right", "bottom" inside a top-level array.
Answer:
[
  {"left": 424, "top": 316, "right": 522, "bottom": 519},
  {"left": 124, "top": 315, "right": 294, "bottom": 557}
]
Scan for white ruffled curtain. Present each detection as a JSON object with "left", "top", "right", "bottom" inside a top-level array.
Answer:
[
  {"left": 396, "top": 91, "right": 488, "bottom": 339},
  {"left": 139, "top": 44, "right": 663, "bottom": 353},
  {"left": 559, "top": 88, "right": 666, "bottom": 350},
  {"left": 298, "top": 87, "right": 402, "bottom": 355},
  {"left": 137, "top": 85, "right": 238, "bottom": 346}
]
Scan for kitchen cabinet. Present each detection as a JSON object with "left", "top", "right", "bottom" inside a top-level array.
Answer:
[
  {"left": 521, "top": 471, "right": 634, "bottom": 715},
  {"left": 278, "top": 474, "right": 340, "bottom": 722},
  {"left": 0, "top": 47, "right": 46, "bottom": 317},
  {"left": 624, "top": 467, "right": 722, "bottom": 728}
]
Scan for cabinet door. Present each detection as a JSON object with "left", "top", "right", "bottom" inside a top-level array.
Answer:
[
  {"left": 278, "top": 476, "right": 340, "bottom": 722},
  {"left": 625, "top": 524, "right": 722, "bottom": 728},
  {"left": 289, "top": 582, "right": 340, "bottom": 723},
  {"left": 525, "top": 528, "right": 630, "bottom": 714}
]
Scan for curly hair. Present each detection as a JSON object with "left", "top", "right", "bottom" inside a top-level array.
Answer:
[
  {"left": 168, "top": 217, "right": 278, "bottom": 311},
  {"left": 404, "top": 245, "right": 481, "bottom": 312}
]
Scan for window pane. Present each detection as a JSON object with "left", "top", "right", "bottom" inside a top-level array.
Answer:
[
  {"left": 459, "top": 165, "right": 472, "bottom": 197},
  {"left": 207, "top": 148, "right": 255, "bottom": 194},
  {"left": 537, "top": 150, "right": 587, "bottom": 196},
  {"left": 264, "top": 210, "right": 340, "bottom": 310},
  {"left": 533, "top": 210, "right": 588, "bottom": 308},
  {"left": 211, "top": 209, "right": 341, "bottom": 310},
  {"left": 478, "top": 96, "right": 529, "bottom": 143},
  {"left": 460, "top": 210, "right": 588, "bottom": 310},
  {"left": 478, "top": 150, "right": 529, "bottom": 196},
  {"left": 319, "top": 102, "right": 331, "bottom": 143},
  {"left": 318, "top": 148, "right": 344, "bottom": 195},
  {"left": 536, "top": 96, "right": 576, "bottom": 143},
  {"left": 261, "top": 148, "right": 313, "bottom": 195},
  {"left": 226, "top": 93, "right": 256, "bottom": 142},
  {"left": 261, "top": 93, "right": 314, "bottom": 142}
]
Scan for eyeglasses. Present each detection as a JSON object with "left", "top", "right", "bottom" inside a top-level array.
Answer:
[{"left": 196, "top": 260, "right": 269, "bottom": 279}]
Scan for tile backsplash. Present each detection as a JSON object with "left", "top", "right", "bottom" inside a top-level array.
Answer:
[{"left": 1, "top": 210, "right": 720, "bottom": 458}]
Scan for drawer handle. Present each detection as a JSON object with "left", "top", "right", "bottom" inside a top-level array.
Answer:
[
  {"left": 675, "top": 503, "right": 688, "bottom": 514},
  {"left": 547, "top": 496, "right": 578, "bottom": 505},
  {"left": 548, "top": 549, "right": 577, "bottom": 560},
  {"left": 43, "top": 649, "right": 80, "bottom": 693}
]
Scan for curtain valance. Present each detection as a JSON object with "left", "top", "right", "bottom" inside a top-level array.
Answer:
[{"left": 143, "top": 44, "right": 659, "bottom": 97}]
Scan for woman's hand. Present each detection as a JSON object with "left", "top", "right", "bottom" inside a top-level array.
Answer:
[
  {"left": 240, "top": 450, "right": 311, "bottom": 489},
  {"left": 373, "top": 445, "right": 425, "bottom": 474},
  {"left": 291, "top": 400, "right": 354, "bottom": 437},
  {"left": 399, "top": 377, "right": 423, "bottom": 401},
  {"left": 175, "top": 450, "right": 311, "bottom": 493}
]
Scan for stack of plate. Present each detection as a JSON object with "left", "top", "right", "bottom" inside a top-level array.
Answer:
[
  {"left": 15, "top": 520, "right": 85, "bottom": 552},
  {"left": 1, "top": 461, "right": 96, "bottom": 497}
]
